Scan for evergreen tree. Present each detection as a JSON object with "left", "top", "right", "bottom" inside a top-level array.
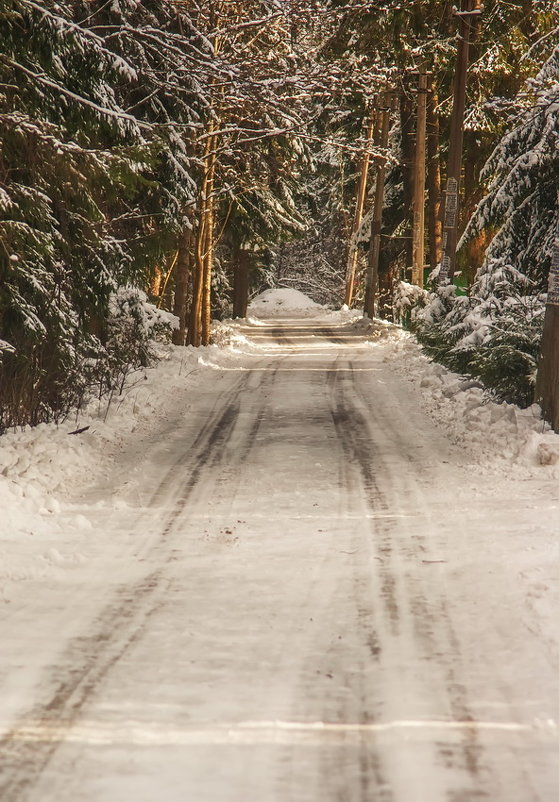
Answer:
[{"left": 415, "top": 38, "right": 559, "bottom": 406}]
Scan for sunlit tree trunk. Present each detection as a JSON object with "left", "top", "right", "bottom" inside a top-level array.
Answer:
[
  {"left": 399, "top": 83, "right": 415, "bottom": 274},
  {"left": 201, "top": 129, "right": 218, "bottom": 345},
  {"left": 426, "top": 75, "right": 442, "bottom": 273},
  {"left": 172, "top": 222, "right": 193, "bottom": 345}
]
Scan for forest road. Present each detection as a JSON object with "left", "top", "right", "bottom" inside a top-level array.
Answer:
[{"left": 1, "top": 319, "right": 558, "bottom": 801}]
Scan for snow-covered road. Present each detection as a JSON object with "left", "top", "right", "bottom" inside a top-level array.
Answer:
[{"left": 1, "top": 317, "right": 559, "bottom": 801}]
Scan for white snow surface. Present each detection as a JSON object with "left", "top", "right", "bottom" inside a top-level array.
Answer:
[
  {"left": 248, "top": 287, "right": 324, "bottom": 317},
  {"left": 1, "top": 301, "right": 559, "bottom": 800}
]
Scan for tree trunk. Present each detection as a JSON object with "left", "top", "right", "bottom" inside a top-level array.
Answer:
[
  {"left": 200, "top": 192, "right": 214, "bottom": 345},
  {"left": 344, "top": 106, "right": 376, "bottom": 307},
  {"left": 535, "top": 226, "right": 559, "bottom": 431},
  {"left": 426, "top": 74, "right": 442, "bottom": 273},
  {"left": 364, "top": 93, "right": 394, "bottom": 319},
  {"left": 411, "top": 69, "right": 427, "bottom": 287},
  {"left": 535, "top": 304, "right": 559, "bottom": 432},
  {"left": 187, "top": 221, "right": 205, "bottom": 347},
  {"left": 233, "top": 247, "right": 250, "bottom": 318},
  {"left": 439, "top": 0, "right": 482, "bottom": 282},
  {"left": 399, "top": 83, "right": 415, "bottom": 274},
  {"left": 172, "top": 225, "right": 192, "bottom": 346},
  {"left": 187, "top": 121, "right": 218, "bottom": 347}
]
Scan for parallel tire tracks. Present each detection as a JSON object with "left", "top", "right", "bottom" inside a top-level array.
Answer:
[{"left": 0, "top": 361, "right": 279, "bottom": 802}]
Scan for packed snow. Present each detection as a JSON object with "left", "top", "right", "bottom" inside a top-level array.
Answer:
[
  {"left": 248, "top": 287, "right": 324, "bottom": 317},
  {"left": 1, "top": 295, "right": 559, "bottom": 621},
  {"left": 1, "top": 294, "right": 559, "bottom": 800}
]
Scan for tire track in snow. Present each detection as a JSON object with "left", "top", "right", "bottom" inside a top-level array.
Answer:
[
  {"left": 0, "top": 361, "right": 279, "bottom": 802},
  {"left": 335, "top": 354, "right": 506, "bottom": 798},
  {"left": 346, "top": 366, "right": 490, "bottom": 791},
  {"left": 325, "top": 356, "right": 395, "bottom": 802}
]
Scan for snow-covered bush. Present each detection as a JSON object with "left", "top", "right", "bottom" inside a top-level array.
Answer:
[
  {"left": 103, "top": 288, "right": 178, "bottom": 389},
  {"left": 393, "top": 281, "right": 430, "bottom": 324},
  {"left": 416, "top": 270, "right": 545, "bottom": 407}
]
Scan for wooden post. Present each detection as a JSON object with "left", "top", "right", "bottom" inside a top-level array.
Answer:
[
  {"left": 364, "top": 93, "right": 394, "bottom": 319},
  {"left": 439, "top": 0, "right": 481, "bottom": 283},
  {"left": 411, "top": 69, "right": 428, "bottom": 287},
  {"left": 344, "top": 106, "right": 376, "bottom": 307},
  {"left": 535, "top": 210, "right": 559, "bottom": 431}
]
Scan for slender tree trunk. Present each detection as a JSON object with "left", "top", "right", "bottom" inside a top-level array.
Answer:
[
  {"left": 201, "top": 162, "right": 215, "bottom": 346},
  {"left": 411, "top": 69, "right": 427, "bottom": 287},
  {"left": 187, "top": 122, "right": 217, "bottom": 347},
  {"left": 172, "top": 224, "right": 193, "bottom": 346},
  {"left": 187, "top": 218, "right": 205, "bottom": 347},
  {"left": 399, "top": 82, "right": 415, "bottom": 275},
  {"left": 344, "top": 106, "right": 376, "bottom": 307},
  {"left": 233, "top": 247, "right": 250, "bottom": 318},
  {"left": 426, "top": 74, "right": 442, "bottom": 273},
  {"left": 364, "top": 93, "right": 394, "bottom": 319},
  {"left": 439, "top": 0, "right": 482, "bottom": 282}
]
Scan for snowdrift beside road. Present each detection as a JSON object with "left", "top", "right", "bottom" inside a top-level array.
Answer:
[{"left": 388, "top": 334, "right": 559, "bottom": 471}]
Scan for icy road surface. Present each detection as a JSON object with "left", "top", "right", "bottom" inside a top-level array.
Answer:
[{"left": 1, "top": 319, "right": 559, "bottom": 801}]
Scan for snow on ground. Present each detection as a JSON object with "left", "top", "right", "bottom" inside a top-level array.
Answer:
[
  {"left": 247, "top": 287, "right": 325, "bottom": 318},
  {"left": 1, "top": 298, "right": 559, "bottom": 594},
  {"left": 2, "top": 294, "right": 559, "bottom": 800},
  {"left": 0, "top": 342, "right": 225, "bottom": 588},
  {"left": 386, "top": 332, "right": 559, "bottom": 476}
]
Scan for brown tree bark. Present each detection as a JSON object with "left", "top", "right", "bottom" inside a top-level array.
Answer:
[
  {"left": 172, "top": 225, "right": 193, "bottom": 346},
  {"left": 187, "top": 222, "right": 205, "bottom": 347},
  {"left": 364, "top": 93, "right": 395, "bottom": 319},
  {"left": 535, "top": 304, "right": 559, "bottom": 432},
  {"left": 399, "top": 83, "right": 415, "bottom": 274},
  {"left": 200, "top": 157, "right": 216, "bottom": 346},
  {"left": 233, "top": 247, "right": 250, "bottom": 318},
  {"left": 439, "top": 0, "right": 482, "bottom": 282},
  {"left": 426, "top": 74, "right": 442, "bottom": 273},
  {"left": 344, "top": 106, "right": 376, "bottom": 307},
  {"left": 187, "top": 122, "right": 218, "bottom": 347},
  {"left": 411, "top": 69, "right": 427, "bottom": 287}
]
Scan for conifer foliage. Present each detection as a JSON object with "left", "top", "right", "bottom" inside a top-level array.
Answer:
[
  {"left": 0, "top": 0, "right": 320, "bottom": 429},
  {"left": 415, "top": 37, "right": 559, "bottom": 406},
  {"left": 2, "top": 0, "right": 559, "bottom": 429},
  {"left": 0, "top": 0, "right": 195, "bottom": 430}
]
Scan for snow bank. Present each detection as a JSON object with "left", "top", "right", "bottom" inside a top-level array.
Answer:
[
  {"left": 386, "top": 334, "right": 559, "bottom": 475},
  {"left": 3, "top": 315, "right": 559, "bottom": 594},
  {"left": 248, "top": 288, "right": 324, "bottom": 318},
  {"left": 0, "top": 342, "right": 221, "bottom": 586}
]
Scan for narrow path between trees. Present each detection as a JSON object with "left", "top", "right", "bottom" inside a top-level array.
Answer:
[{"left": 0, "top": 320, "right": 558, "bottom": 801}]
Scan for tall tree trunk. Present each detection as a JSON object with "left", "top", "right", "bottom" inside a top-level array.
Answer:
[
  {"left": 200, "top": 130, "right": 217, "bottom": 346},
  {"left": 399, "top": 83, "right": 415, "bottom": 274},
  {"left": 439, "top": 0, "right": 482, "bottom": 282},
  {"left": 411, "top": 69, "right": 427, "bottom": 287},
  {"left": 426, "top": 75, "right": 442, "bottom": 273},
  {"left": 187, "top": 122, "right": 217, "bottom": 347},
  {"left": 172, "top": 224, "right": 193, "bottom": 346},
  {"left": 187, "top": 219, "right": 205, "bottom": 347},
  {"left": 344, "top": 106, "right": 376, "bottom": 307},
  {"left": 364, "top": 93, "right": 394, "bottom": 319},
  {"left": 233, "top": 247, "right": 250, "bottom": 318}
]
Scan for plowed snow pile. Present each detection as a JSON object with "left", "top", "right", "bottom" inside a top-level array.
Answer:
[{"left": 248, "top": 288, "right": 323, "bottom": 318}]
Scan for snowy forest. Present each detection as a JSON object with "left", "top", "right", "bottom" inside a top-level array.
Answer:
[{"left": 1, "top": 0, "right": 559, "bottom": 432}]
